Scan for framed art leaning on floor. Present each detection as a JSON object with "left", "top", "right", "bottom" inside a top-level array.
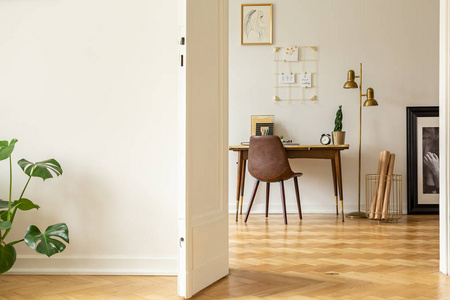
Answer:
[{"left": 407, "top": 106, "right": 439, "bottom": 214}]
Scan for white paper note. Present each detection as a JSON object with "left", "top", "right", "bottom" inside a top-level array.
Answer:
[
  {"left": 300, "top": 73, "right": 312, "bottom": 87},
  {"left": 283, "top": 46, "right": 299, "bottom": 61}
]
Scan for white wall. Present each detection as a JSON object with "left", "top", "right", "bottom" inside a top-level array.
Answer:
[
  {"left": 229, "top": 0, "right": 439, "bottom": 214},
  {"left": 0, "top": 0, "right": 178, "bottom": 274}
]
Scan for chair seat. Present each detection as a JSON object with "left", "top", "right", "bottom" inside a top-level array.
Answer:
[{"left": 261, "top": 172, "right": 302, "bottom": 182}]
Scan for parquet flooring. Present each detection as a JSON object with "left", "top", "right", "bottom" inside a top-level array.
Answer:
[{"left": 1, "top": 214, "right": 449, "bottom": 299}]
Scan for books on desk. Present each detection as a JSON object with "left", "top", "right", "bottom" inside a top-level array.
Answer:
[{"left": 240, "top": 141, "right": 299, "bottom": 146}]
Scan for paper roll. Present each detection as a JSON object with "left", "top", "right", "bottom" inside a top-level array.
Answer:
[
  {"left": 369, "top": 151, "right": 384, "bottom": 219},
  {"left": 381, "top": 154, "right": 396, "bottom": 220},
  {"left": 374, "top": 151, "right": 390, "bottom": 220}
]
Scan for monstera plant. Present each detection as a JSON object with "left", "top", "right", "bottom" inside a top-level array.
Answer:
[{"left": 0, "top": 139, "right": 69, "bottom": 274}]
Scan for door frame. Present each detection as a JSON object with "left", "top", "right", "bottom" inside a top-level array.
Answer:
[
  {"left": 439, "top": 0, "right": 450, "bottom": 276},
  {"left": 177, "top": 0, "right": 450, "bottom": 285}
]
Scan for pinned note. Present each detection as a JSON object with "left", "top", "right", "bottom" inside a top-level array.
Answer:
[
  {"left": 300, "top": 73, "right": 312, "bottom": 87},
  {"left": 283, "top": 46, "right": 298, "bottom": 61},
  {"left": 280, "top": 73, "right": 295, "bottom": 84}
]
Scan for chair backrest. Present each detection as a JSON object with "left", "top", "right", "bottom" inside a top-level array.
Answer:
[{"left": 248, "top": 135, "right": 294, "bottom": 182}]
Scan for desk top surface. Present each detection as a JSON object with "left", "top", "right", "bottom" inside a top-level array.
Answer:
[{"left": 229, "top": 144, "right": 350, "bottom": 151}]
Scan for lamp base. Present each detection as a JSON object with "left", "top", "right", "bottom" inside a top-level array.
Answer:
[{"left": 345, "top": 211, "right": 367, "bottom": 219}]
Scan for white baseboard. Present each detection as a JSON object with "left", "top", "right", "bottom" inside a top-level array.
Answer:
[
  {"left": 8, "top": 255, "right": 177, "bottom": 275},
  {"left": 229, "top": 202, "right": 354, "bottom": 214},
  {"left": 229, "top": 203, "right": 408, "bottom": 215}
]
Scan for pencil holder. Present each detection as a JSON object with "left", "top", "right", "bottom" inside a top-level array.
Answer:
[{"left": 365, "top": 174, "right": 402, "bottom": 222}]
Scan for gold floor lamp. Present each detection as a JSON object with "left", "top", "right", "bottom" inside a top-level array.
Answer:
[{"left": 343, "top": 63, "right": 379, "bottom": 219}]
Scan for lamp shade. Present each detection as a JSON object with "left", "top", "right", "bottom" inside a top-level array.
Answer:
[
  {"left": 343, "top": 70, "right": 358, "bottom": 89},
  {"left": 363, "top": 88, "right": 378, "bottom": 106}
]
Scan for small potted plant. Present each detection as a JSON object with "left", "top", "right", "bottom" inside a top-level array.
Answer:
[{"left": 332, "top": 105, "right": 345, "bottom": 145}]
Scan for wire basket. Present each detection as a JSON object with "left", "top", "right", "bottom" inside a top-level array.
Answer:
[{"left": 365, "top": 174, "right": 402, "bottom": 222}]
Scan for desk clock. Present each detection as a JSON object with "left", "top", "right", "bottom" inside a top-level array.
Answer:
[{"left": 320, "top": 134, "right": 331, "bottom": 145}]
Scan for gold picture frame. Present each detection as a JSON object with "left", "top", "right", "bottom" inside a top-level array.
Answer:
[
  {"left": 241, "top": 4, "right": 273, "bottom": 45},
  {"left": 251, "top": 115, "right": 274, "bottom": 136}
]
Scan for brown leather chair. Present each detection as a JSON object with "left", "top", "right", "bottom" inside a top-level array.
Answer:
[{"left": 245, "top": 135, "right": 303, "bottom": 225}]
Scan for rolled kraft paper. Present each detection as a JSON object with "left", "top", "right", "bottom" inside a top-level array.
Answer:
[
  {"left": 369, "top": 151, "right": 384, "bottom": 219},
  {"left": 374, "top": 151, "right": 391, "bottom": 220},
  {"left": 381, "top": 154, "right": 396, "bottom": 220}
]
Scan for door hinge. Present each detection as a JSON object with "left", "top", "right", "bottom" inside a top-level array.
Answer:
[
  {"left": 180, "top": 37, "right": 185, "bottom": 45},
  {"left": 181, "top": 55, "right": 184, "bottom": 67}
]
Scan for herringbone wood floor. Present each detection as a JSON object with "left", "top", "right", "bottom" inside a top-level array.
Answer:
[{"left": 1, "top": 214, "right": 449, "bottom": 299}]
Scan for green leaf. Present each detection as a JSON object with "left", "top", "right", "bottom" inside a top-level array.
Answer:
[
  {"left": 0, "top": 199, "right": 9, "bottom": 209},
  {"left": 0, "top": 244, "right": 16, "bottom": 274},
  {"left": 0, "top": 211, "right": 7, "bottom": 221},
  {"left": 24, "top": 223, "right": 69, "bottom": 257},
  {"left": 18, "top": 158, "right": 63, "bottom": 181},
  {"left": 0, "top": 220, "right": 11, "bottom": 230},
  {"left": 13, "top": 198, "right": 39, "bottom": 211},
  {"left": 0, "top": 139, "right": 18, "bottom": 161}
]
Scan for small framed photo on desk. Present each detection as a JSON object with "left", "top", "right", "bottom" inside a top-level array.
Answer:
[
  {"left": 256, "top": 123, "right": 273, "bottom": 136},
  {"left": 251, "top": 115, "right": 274, "bottom": 136}
]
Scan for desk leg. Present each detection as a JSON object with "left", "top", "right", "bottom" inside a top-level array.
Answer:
[
  {"left": 236, "top": 151, "right": 243, "bottom": 222},
  {"left": 335, "top": 150, "right": 344, "bottom": 222},
  {"left": 239, "top": 160, "right": 246, "bottom": 215},
  {"left": 331, "top": 158, "right": 338, "bottom": 215},
  {"left": 265, "top": 182, "right": 270, "bottom": 218}
]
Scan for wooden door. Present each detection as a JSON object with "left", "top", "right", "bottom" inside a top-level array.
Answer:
[{"left": 177, "top": 0, "right": 229, "bottom": 297}]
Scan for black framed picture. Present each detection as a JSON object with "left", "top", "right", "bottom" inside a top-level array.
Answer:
[
  {"left": 255, "top": 123, "right": 274, "bottom": 136},
  {"left": 407, "top": 106, "right": 439, "bottom": 214}
]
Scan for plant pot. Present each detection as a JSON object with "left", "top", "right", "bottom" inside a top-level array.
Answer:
[{"left": 332, "top": 131, "right": 346, "bottom": 145}]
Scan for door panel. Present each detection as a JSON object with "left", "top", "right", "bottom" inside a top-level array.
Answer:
[{"left": 178, "top": 0, "right": 229, "bottom": 298}]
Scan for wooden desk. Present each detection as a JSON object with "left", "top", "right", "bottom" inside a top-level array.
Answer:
[{"left": 229, "top": 144, "right": 350, "bottom": 222}]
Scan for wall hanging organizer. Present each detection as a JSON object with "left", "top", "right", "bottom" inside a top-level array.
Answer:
[{"left": 273, "top": 45, "right": 318, "bottom": 102}]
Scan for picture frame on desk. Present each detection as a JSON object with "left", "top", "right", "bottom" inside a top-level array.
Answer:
[
  {"left": 407, "top": 106, "right": 439, "bottom": 214},
  {"left": 255, "top": 123, "right": 274, "bottom": 136}
]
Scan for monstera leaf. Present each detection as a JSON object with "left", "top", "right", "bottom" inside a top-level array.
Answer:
[
  {"left": 18, "top": 159, "right": 62, "bottom": 181},
  {"left": 13, "top": 198, "right": 40, "bottom": 211},
  {"left": 0, "top": 200, "right": 11, "bottom": 222},
  {"left": 0, "top": 139, "right": 18, "bottom": 161},
  {"left": 0, "top": 199, "right": 39, "bottom": 211},
  {"left": 24, "top": 223, "right": 69, "bottom": 257},
  {"left": 0, "top": 244, "right": 16, "bottom": 274},
  {"left": 0, "top": 211, "right": 7, "bottom": 221},
  {"left": 0, "top": 220, "right": 11, "bottom": 230}
]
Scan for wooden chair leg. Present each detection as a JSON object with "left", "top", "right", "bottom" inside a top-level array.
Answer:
[
  {"left": 245, "top": 180, "right": 260, "bottom": 223},
  {"left": 294, "top": 176, "right": 302, "bottom": 219},
  {"left": 279, "top": 180, "right": 288, "bottom": 225},
  {"left": 265, "top": 182, "right": 270, "bottom": 218},
  {"left": 239, "top": 160, "right": 247, "bottom": 215}
]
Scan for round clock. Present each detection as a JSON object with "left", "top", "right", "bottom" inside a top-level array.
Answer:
[{"left": 320, "top": 134, "right": 331, "bottom": 145}]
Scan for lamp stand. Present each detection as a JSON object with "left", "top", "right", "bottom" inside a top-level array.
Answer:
[{"left": 346, "top": 63, "right": 367, "bottom": 219}]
